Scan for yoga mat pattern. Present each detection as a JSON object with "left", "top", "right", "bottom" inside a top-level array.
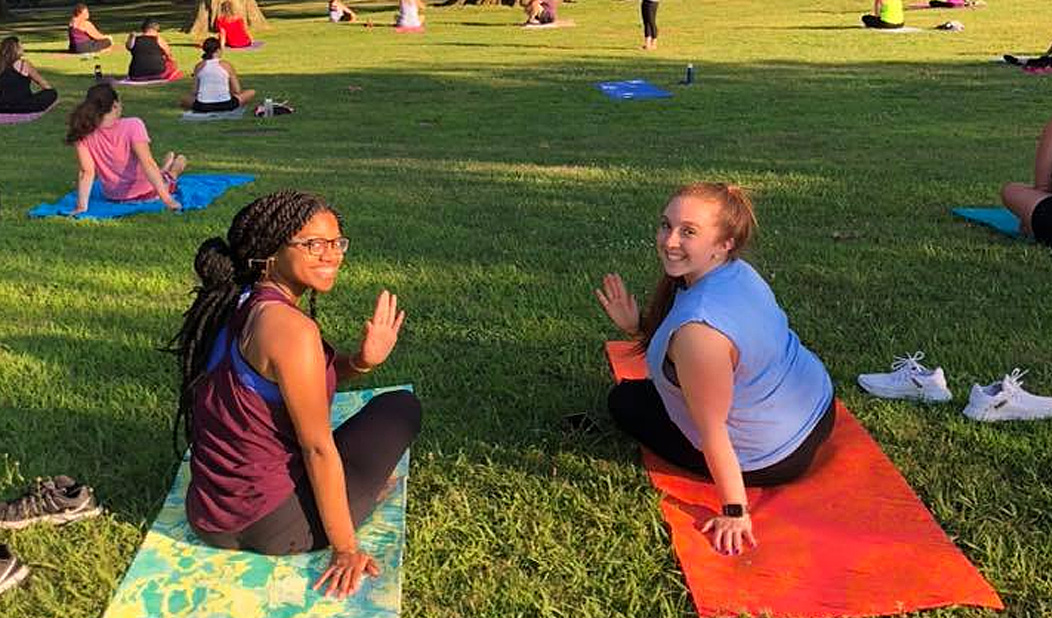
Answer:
[
  {"left": 595, "top": 79, "right": 672, "bottom": 100},
  {"left": 102, "top": 385, "right": 412, "bottom": 618},
  {"left": 604, "top": 341, "right": 1004, "bottom": 618},
  {"left": 952, "top": 206, "right": 1023, "bottom": 239},
  {"left": 28, "top": 173, "right": 254, "bottom": 219}
]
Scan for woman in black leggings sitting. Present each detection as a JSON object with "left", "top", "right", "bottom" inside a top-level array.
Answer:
[
  {"left": 170, "top": 191, "right": 422, "bottom": 598},
  {"left": 0, "top": 37, "right": 57, "bottom": 115}
]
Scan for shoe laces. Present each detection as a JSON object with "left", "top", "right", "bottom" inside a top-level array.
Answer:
[
  {"left": 2, "top": 478, "right": 62, "bottom": 520},
  {"left": 1001, "top": 368, "right": 1028, "bottom": 395},
  {"left": 890, "top": 351, "right": 928, "bottom": 376}
]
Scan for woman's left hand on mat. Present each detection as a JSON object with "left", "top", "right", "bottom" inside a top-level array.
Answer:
[
  {"left": 702, "top": 514, "right": 757, "bottom": 555},
  {"left": 313, "top": 548, "right": 381, "bottom": 598},
  {"left": 358, "top": 289, "right": 406, "bottom": 368}
]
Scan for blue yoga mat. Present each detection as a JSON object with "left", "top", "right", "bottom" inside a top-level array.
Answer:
[
  {"left": 28, "top": 173, "right": 255, "bottom": 220},
  {"left": 102, "top": 385, "right": 412, "bottom": 618},
  {"left": 952, "top": 207, "right": 1023, "bottom": 239},
  {"left": 595, "top": 79, "right": 673, "bottom": 101}
]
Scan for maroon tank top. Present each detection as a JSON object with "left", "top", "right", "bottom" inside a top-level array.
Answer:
[{"left": 186, "top": 286, "right": 337, "bottom": 533}]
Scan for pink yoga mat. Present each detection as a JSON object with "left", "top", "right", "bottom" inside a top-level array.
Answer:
[{"left": 0, "top": 99, "right": 59, "bottom": 125}]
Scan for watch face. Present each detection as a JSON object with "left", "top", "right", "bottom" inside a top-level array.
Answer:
[{"left": 722, "top": 504, "right": 745, "bottom": 517}]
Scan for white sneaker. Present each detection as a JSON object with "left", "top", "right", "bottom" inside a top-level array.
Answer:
[
  {"left": 857, "top": 351, "right": 953, "bottom": 402},
  {"left": 962, "top": 368, "right": 1052, "bottom": 422}
]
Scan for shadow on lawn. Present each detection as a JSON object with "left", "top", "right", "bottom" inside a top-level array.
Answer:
[{"left": 3, "top": 54, "right": 1051, "bottom": 524}]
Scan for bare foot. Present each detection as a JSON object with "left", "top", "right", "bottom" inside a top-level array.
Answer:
[
  {"left": 161, "top": 151, "right": 175, "bottom": 171},
  {"left": 69, "top": 206, "right": 87, "bottom": 216},
  {"left": 168, "top": 154, "right": 188, "bottom": 178},
  {"left": 375, "top": 475, "right": 399, "bottom": 504}
]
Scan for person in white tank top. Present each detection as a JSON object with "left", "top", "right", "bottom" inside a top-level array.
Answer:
[{"left": 179, "top": 37, "right": 255, "bottom": 113}]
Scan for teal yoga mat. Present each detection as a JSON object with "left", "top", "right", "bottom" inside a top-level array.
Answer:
[
  {"left": 102, "top": 385, "right": 412, "bottom": 618},
  {"left": 952, "top": 207, "right": 1023, "bottom": 239}
]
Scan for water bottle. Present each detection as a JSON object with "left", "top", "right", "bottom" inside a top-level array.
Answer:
[
  {"left": 685, "top": 63, "right": 695, "bottom": 85},
  {"left": 94, "top": 64, "right": 103, "bottom": 81},
  {"left": 263, "top": 98, "right": 274, "bottom": 118}
]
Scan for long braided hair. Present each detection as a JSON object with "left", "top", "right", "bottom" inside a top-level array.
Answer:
[{"left": 167, "top": 190, "right": 341, "bottom": 456}]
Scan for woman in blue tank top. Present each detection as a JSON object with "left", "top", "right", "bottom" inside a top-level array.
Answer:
[{"left": 596, "top": 183, "right": 835, "bottom": 556}]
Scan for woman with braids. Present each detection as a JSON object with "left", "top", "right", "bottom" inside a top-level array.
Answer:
[
  {"left": 170, "top": 190, "right": 421, "bottom": 598},
  {"left": 66, "top": 83, "right": 187, "bottom": 215},
  {"left": 594, "top": 183, "right": 834, "bottom": 557}
]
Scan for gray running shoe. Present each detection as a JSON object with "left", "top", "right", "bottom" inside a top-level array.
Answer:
[
  {"left": 0, "top": 476, "right": 102, "bottom": 530},
  {"left": 0, "top": 544, "right": 29, "bottom": 596}
]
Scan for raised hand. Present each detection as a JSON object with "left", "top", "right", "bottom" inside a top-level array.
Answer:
[
  {"left": 312, "top": 548, "right": 380, "bottom": 598},
  {"left": 594, "top": 273, "right": 641, "bottom": 336},
  {"left": 358, "top": 289, "right": 405, "bottom": 368}
]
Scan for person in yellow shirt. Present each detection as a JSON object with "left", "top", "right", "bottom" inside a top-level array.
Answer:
[{"left": 862, "top": 0, "right": 904, "bottom": 29}]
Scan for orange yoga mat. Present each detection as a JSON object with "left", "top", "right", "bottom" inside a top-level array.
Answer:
[{"left": 604, "top": 341, "right": 1004, "bottom": 618}]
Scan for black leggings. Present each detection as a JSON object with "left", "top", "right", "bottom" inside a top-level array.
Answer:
[
  {"left": 195, "top": 390, "right": 422, "bottom": 555},
  {"left": 641, "top": 0, "right": 658, "bottom": 39},
  {"left": 72, "top": 39, "right": 112, "bottom": 54},
  {"left": 0, "top": 89, "right": 57, "bottom": 114},
  {"left": 861, "top": 14, "right": 904, "bottom": 28},
  {"left": 608, "top": 379, "right": 835, "bottom": 487}
]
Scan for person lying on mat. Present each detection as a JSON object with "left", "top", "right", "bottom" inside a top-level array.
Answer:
[
  {"left": 68, "top": 3, "right": 113, "bottom": 54},
  {"left": 1000, "top": 117, "right": 1052, "bottom": 246},
  {"left": 329, "top": 0, "right": 358, "bottom": 23},
  {"left": 862, "top": 0, "right": 904, "bottom": 28},
  {"left": 0, "top": 37, "right": 58, "bottom": 115},
  {"left": 523, "top": 0, "right": 558, "bottom": 25},
  {"left": 170, "top": 190, "right": 422, "bottom": 598},
  {"left": 66, "top": 83, "right": 186, "bottom": 215},
  {"left": 596, "top": 183, "right": 835, "bottom": 556},
  {"left": 125, "top": 17, "right": 181, "bottom": 81},
  {"left": 215, "top": 1, "right": 254, "bottom": 49},
  {"left": 179, "top": 37, "right": 255, "bottom": 113}
]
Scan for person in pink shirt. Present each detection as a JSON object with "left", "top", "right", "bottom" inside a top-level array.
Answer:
[{"left": 65, "top": 83, "right": 187, "bottom": 215}]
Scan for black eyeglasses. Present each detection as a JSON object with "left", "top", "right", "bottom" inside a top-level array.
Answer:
[{"left": 287, "top": 237, "right": 350, "bottom": 256}]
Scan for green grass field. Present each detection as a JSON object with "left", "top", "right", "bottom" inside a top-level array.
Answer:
[{"left": 1, "top": 0, "right": 1051, "bottom": 615}]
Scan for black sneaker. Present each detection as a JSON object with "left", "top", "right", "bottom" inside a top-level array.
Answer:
[
  {"left": 1003, "top": 54, "right": 1023, "bottom": 65},
  {"left": 0, "top": 544, "right": 29, "bottom": 596},
  {"left": 0, "top": 476, "right": 102, "bottom": 530}
]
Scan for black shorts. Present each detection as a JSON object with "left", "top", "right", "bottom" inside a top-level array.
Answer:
[
  {"left": 538, "top": 9, "right": 556, "bottom": 24},
  {"left": 1032, "top": 195, "right": 1052, "bottom": 247},
  {"left": 192, "top": 98, "right": 239, "bottom": 113}
]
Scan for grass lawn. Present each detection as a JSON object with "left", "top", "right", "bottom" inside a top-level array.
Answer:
[{"left": 1, "top": 0, "right": 1051, "bottom": 615}]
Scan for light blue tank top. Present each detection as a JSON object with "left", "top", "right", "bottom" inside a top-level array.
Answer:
[{"left": 645, "top": 259, "right": 833, "bottom": 471}]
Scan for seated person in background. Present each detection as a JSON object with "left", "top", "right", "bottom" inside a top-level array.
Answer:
[
  {"left": 395, "top": 0, "right": 425, "bottom": 28},
  {"left": 170, "top": 190, "right": 421, "bottom": 599},
  {"left": 1004, "top": 41, "right": 1052, "bottom": 69},
  {"left": 126, "top": 18, "right": 182, "bottom": 81},
  {"left": 66, "top": 83, "right": 187, "bottom": 215},
  {"left": 0, "top": 37, "right": 58, "bottom": 114},
  {"left": 861, "top": 0, "right": 904, "bottom": 28},
  {"left": 597, "top": 183, "right": 836, "bottom": 556},
  {"left": 329, "top": 0, "right": 358, "bottom": 23},
  {"left": 68, "top": 3, "right": 114, "bottom": 54},
  {"left": 180, "top": 38, "right": 255, "bottom": 113},
  {"left": 523, "top": 0, "right": 558, "bottom": 25},
  {"left": 1001, "top": 117, "right": 1052, "bottom": 247},
  {"left": 215, "top": 1, "right": 254, "bottom": 49}
]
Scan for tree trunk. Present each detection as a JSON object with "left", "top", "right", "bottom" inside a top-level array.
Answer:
[{"left": 185, "top": 0, "right": 268, "bottom": 36}]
